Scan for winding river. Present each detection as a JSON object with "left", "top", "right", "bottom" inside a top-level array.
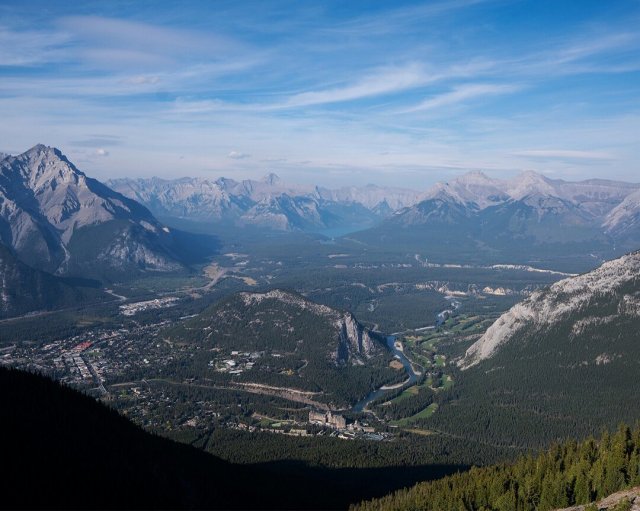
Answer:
[
  {"left": 351, "top": 336, "right": 419, "bottom": 413},
  {"left": 352, "top": 298, "right": 461, "bottom": 413}
]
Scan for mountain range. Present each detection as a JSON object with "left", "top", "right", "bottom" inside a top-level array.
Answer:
[
  {"left": 5, "top": 143, "right": 638, "bottom": 265},
  {"left": 108, "top": 174, "right": 420, "bottom": 232},
  {"left": 109, "top": 170, "right": 640, "bottom": 241},
  {"left": 2, "top": 143, "right": 640, "bottom": 318},
  {"left": 353, "top": 171, "right": 640, "bottom": 267}
]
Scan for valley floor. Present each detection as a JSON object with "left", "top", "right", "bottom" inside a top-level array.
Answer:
[{"left": 0, "top": 232, "right": 610, "bottom": 507}]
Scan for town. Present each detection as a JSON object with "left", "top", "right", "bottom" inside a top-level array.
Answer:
[{"left": 0, "top": 316, "right": 396, "bottom": 442}]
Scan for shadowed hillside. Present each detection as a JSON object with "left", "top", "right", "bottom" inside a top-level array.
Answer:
[{"left": 1, "top": 367, "right": 466, "bottom": 509}]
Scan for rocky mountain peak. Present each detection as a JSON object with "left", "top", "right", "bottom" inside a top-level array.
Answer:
[
  {"left": 506, "top": 170, "right": 557, "bottom": 199},
  {"left": 5, "top": 144, "right": 87, "bottom": 192},
  {"left": 455, "top": 170, "right": 495, "bottom": 185},
  {"left": 262, "top": 172, "right": 282, "bottom": 186},
  {"left": 0, "top": 145, "right": 180, "bottom": 276},
  {"left": 22, "top": 144, "right": 68, "bottom": 164}
]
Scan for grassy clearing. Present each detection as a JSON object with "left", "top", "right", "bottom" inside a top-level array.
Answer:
[
  {"left": 441, "top": 375, "right": 454, "bottom": 390},
  {"left": 387, "top": 385, "right": 420, "bottom": 404},
  {"left": 404, "top": 428, "right": 436, "bottom": 436},
  {"left": 390, "top": 403, "right": 439, "bottom": 427}
]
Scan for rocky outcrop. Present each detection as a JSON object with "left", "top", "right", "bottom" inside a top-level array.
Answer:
[
  {"left": 337, "top": 313, "right": 377, "bottom": 365},
  {"left": 555, "top": 486, "right": 640, "bottom": 510},
  {"left": 239, "top": 289, "right": 336, "bottom": 316}
]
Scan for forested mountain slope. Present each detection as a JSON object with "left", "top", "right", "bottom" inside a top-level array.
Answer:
[
  {"left": 414, "top": 250, "right": 640, "bottom": 451},
  {"left": 0, "top": 367, "right": 286, "bottom": 509},
  {"left": 162, "top": 289, "right": 400, "bottom": 406},
  {"left": 0, "top": 243, "right": 106, "bottom": 318},
  {"left": 354, "top": 424, "right": 640, "bottom": 511}
]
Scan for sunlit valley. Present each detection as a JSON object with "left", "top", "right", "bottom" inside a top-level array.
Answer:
[{"left": 2, "top": 1, "right": 640, "bottom": 510}]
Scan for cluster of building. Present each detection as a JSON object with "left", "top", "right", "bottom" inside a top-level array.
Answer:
[
  {"left": 2, "top": 319, "right": 175, "bottom": 394},
  {"left": 211, "top": 350, "right": 263, "bottom": 374},
  {"left": 119, "top": 297, "right": 179, "bottom": 316},
  {"left": 309, "top": 410, "right": 347, "bottom": 429},
  {"left": 308, "top": 410, "right": 383, "bottom": 440}
]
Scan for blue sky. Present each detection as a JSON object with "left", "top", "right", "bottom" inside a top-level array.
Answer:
[{"left": 0, "top": 0, "right": 639, "bottom": 187}]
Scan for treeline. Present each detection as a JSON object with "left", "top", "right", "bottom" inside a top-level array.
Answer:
[{"left": 354, "top": 423, "right": 640, "bottom": 511}]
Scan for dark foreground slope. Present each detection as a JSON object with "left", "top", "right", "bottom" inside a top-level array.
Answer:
[
  {"left": 1, "top": 367, "right": 466, "bottom": 510},
  {"left": 0, "top": 367, "right": 269, "bottom": 509}
]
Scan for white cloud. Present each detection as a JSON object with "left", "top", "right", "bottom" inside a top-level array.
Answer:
[
  {"left": 167, "top": 61, "right": 493, "bottom": 114},
  {"left": 402, "top": 83, "right": 520, "bottom": 113},
  {"left": 279, "top": 61, "right": 491, "bottom": 109},
  {"left": 228, "top": 150, "right": 250, "bottom": 159},
  {"left": 282, "top": 63, "right": 429, "bottom": 108},
  {"left": 553, "top": 32, "right": 639, "bottom": 66},
  {"left": 513, "top": 149, "right": 614, "bottom": 160},
  {"left": 95, "top": 148, "right": 109, "bottom": 157},
  {"left": 120, "top": 75, "right": 161, "bottom": 85}
]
